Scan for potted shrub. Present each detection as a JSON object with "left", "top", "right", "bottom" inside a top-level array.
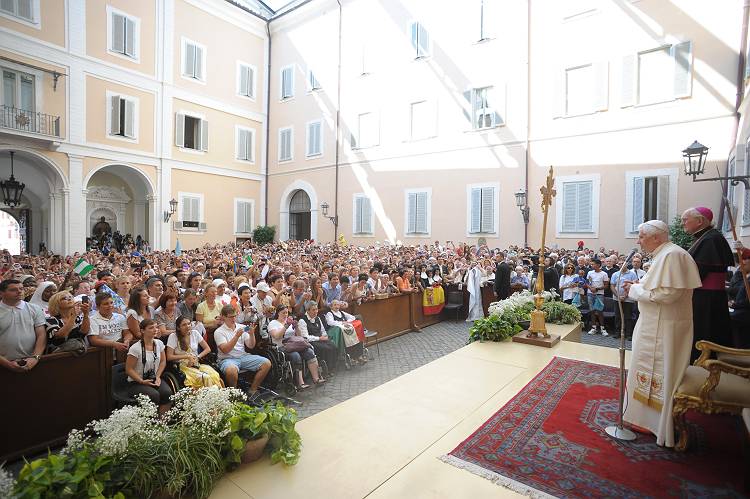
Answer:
[{"left": 224, "top": 402, "right": 302, "bottom": 467}]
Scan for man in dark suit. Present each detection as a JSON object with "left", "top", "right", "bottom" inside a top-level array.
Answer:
[{"left": 494, "top": 251, "right": 511, "bottom": 300}]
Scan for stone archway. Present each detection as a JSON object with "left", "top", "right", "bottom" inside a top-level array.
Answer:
[{"left": 278, "top": 180, "right": 318, "bottom": 241}]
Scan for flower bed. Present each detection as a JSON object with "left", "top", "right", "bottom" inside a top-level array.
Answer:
[
  {"left": 6, "top": 388, "right": 301, "bottom": 499},
  {"left": 469, "top": 290, "right": 581, "bottom": 343}
]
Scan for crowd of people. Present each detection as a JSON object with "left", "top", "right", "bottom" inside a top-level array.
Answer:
[{"left": 0, "top": 207, "right": 747, "bottom": 409}]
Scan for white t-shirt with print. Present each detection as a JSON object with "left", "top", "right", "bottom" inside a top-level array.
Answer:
[
  {"left": 88, "top": 312, "right": 128, "bottom": 342},
  {"left": 127, "top": 340, "right": 165, "bottom": 382},
  {"left": 586, "top": 270, "right": 609, "bottom": 295},
  {"left": 166, "top": 330, "right": 203, "bottom": 355}
]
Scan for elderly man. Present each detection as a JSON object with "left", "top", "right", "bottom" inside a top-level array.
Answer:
[
  {"left": 622, "top": 220, "right": 701, "bottom": 447},
  {"left": 681, "top": 207, "right": 735, "bottom": 360}
]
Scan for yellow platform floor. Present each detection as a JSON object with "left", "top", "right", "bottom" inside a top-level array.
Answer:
[{"left": 212, "top": 324, "right": 629, "bottom": 499}]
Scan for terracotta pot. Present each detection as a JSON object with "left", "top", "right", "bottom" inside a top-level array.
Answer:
[{"left": 241, "top": 434, "right": 270, "bottom": 463}]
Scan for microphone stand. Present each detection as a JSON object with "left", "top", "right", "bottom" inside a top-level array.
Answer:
[{"left": 604, "top": 256, "right": 637, "bottom": 441}]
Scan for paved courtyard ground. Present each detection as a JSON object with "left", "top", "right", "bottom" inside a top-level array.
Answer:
[{"left": 292, "top": 320, "right": 630, "bottom": 419}]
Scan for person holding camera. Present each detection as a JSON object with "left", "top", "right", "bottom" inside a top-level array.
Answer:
[
  {"left": 125, "top": 319, "right": 172, "bottom": 414},
  {"left": 0, "top": 279, "right": 46, "bottom": 373}
]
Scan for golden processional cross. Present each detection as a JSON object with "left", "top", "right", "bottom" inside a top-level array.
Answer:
[{"left": 528, "top": 166, "right": 556, "bottom": 338}]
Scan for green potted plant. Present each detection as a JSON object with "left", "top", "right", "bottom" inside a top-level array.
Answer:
[{"left": 224, "top": 402, "right": 302, "bottom": 467}]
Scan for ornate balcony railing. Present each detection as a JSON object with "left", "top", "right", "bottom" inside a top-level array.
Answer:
[{"left": 0, "top": 105, "right": 61, "bottom": 138}]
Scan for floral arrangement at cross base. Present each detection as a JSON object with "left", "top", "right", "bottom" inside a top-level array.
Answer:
[
  {"left": 7, "top": 387, "right": 302, "bottom": 499},
  {"left": 469, "top": 290, "right": 581, "bottom": 343}
]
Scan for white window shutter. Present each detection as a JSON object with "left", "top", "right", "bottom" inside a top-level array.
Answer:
[
  {"left": 631, "top": 176, "right": 644, "bottom": 232},
  {"left": 236, "top": 201, "right": 245, "bottom": 232},
  {"left": 407, "top": 193, "right": 417, "bottom": 233},
  {"left": 562, "top": 183, "right": 577, "bottom": 232},
  {"left": 490, "top": 84, "right": 505, "bottom": 126},
  {"left": 112, "top": 13, "right": 125, "bottom": 53},
  {"left": 621, "top": 54, "right": 636, "bottom": 107},
  {"left": 239, "top": 66, "right": 250, "bottom": 96},
  {"left": 18, "top": 0, "right": 32, "bottom": 19},
  {"left": 110, "top": 95, "right": 121, "bottom": 135},
  {"left": 200, "top": 119, "right": 209, "bottom": 151},
  {"left": 184, "top": 43, "right": 195, "bottom": 77},
  {"left": 354, "top": 197, "right": 363, "bottom": 233},
  {"left": 481, "top": 186, "right": 494, "bottom": 232},
  {"left": 415, "top": 192, "right": 427, "bottom": 233},
  {"left": 470, "top": 188, "right": 481, "bottom": 233},
  {"left": 124, "top": 99, "right": 135, "bottom": 138},
  {"left": 125, "top": 18, "right": 135, "bottom": 57},
  {"left": 673, "top": 41, "right": 693, "bottom": 98},
  {"left": 410, "top": 22, "right": 419, "bottom": 56},
  {"left": 237, "top": 129, "right": 246, "bottom": 160},
  {"left": 594, "top": 61, "right": 609, "bottom": 111},
  {"left": 656, "top": 175, "right": 670, "bottom": 223},
  {"left": 577, "top": 182, "right": 593, "bottom": 231},
  {"left": 194, "top": 46, "right": 204, "bottom": 80},
  {"left": 192, "top": 198, "right": 201, "bottom": 222},
  {"left": 362, "top": 197, "right": 372, "bottom": 234},
  {"left": 245, "top": 202, "right": 253, "bottom": 231},
  {"left": 418, "top": 23, "right": 430, "bottom": 57},
  {"left": 175, "top": 113, "right": 185, "bottom": 147},
  {"left": 282, "top": 67, "right": 293, "bottom": 98},
  {"left": 247, "top": 67, "right": 254, "bottom": 98},
  {"left": 246, "top": 130, "right": 253, "bottom": 161}
]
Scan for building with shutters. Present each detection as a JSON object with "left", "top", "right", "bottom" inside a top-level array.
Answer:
[{"left": 0, "top": 0, "right": 747, "bottom": 254}]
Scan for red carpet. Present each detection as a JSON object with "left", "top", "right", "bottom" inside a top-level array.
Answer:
[{"left": 441, "top": 357, "right": 748, "bottom": 498}]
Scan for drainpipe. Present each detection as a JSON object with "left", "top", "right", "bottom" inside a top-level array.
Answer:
[
  {"left": 264, "top": 20, "right": 272, "bottom": 229},
  {"left": 718, "top": 0, "right": 749, "bottom": 229},
  {"left": 334, "top": 0, "right": 342, "bottom": 242},
  {"left": 523, "top": 0, "right": 531, "bottom": 248}
]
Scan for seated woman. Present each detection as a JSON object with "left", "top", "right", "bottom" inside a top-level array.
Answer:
[
  {"left": 125, "top": 319, "right": 172, "bottom": 415},
  {"left": 195, "top": 284, "right": 222, "bottom": 334},
  {"left": 126, "top": 286, "right": 155, "bottom": 341},
  {"left": 166, "top": 316, "right": 223, "bottom": 388},
  {"left": 267, "top": 305, "right": 324, "bottom": 388},
  {"left": 45, "top": 291, "right": 90, "bottom": 352},
  {"left": 296, "top": 300, "right": 339, "bottom": 373},
  {"left": 324, "top": 300, "right": 367, "bottom": 364},
  {"left": 155, "top": 293, "right": 180, "bottom": 339}
]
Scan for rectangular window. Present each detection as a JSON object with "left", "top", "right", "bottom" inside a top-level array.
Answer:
[
  {"left": 2, "top": 68, "right": 34, "bottom": 111},
  {"left": 561, "top": 181, "right": 593, "bottom": 233},
  {"left": 237, "top": 63, "right": 255, "bottom": 99},
  {"left": 0, "top": 0, "right": 33, "bottom": 22},
  {"left": 409, "top": 21, "right": 430, "bottom": 58},
  {"left": 108, "top": 94, "right": 136, "bottom": 139},
  {"left": 355, "top": 112, "right": 379, "bottom": 149},
  {"left": 279, "top": 127, "right": 293, "bottom": 162},
  {"left": 566, "top": 64, "right": 594, "bottom": 115},
  {"left": 110, "top": 9, "right": 137, "bottom": 59},
  {"left": 622, "top": 41, "right": 692, "bottom": 107},
  {"left": 470, "top": 87, "right": 502, "bottom": 129},
  {"left": 353, "top": 195, "right": 373, "bottom": 235},
  {"left": 469, "top": 186, "right": 495, "bottom": 234},
  {"left": 182, "top": 39, "right": 205, "bottom": 81},
  {"left": 410, "top": 100, "right": 436, "bottom": 140},
  {"left": 308, "top": 69, "right": 321, "bottom": 91},
  {"left": 406, "top": 190, "right": 430, "bottom": 235},
  {"left": 281, "top": 66, "right": 294, "bottom": 99},
  {"left": 236, "top": 127, "right": 254, "bottom": 162},
  {"left": 179, "top": 194, "right": 202, "bottom": 223},
  {"left": 235, "top": 199, "right": 254, "bottom": 234},
  {"left": 306, "top": 120, "right": 323, "bottom": 157},
  {"left": 630, "top": 175, "right": 670, "bottom": 232},
  {"left": 478, "top": 0, "right": 496, "bottom": 41},
  {"left": 175, "top": 113, "right": 208, "bottom": 151}
]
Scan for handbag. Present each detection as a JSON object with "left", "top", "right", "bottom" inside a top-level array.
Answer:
[{"left": 282, "top": 335, "right": 313, "bottom": 353}]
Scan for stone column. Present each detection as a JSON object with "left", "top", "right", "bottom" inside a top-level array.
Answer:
[{"left": 67, "top": 155, "right": 86, "bottom": 254}]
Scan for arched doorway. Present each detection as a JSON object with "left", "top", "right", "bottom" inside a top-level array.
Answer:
[
  {"left": 0, "top": 148, "right": 67, "bottom": 254},
  {"left": 84, "top": 164, "right": 155, "bottom": 250},
  {"left": 0, "top": 210, "right": 22, "bottom": 254},
  {"left": 289, "top": 190, "right": 311, "bottom": 240}
]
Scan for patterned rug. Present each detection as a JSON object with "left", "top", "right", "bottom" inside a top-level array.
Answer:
[{"left": 441, "top": 357, "right": 747, "bottom": 498}]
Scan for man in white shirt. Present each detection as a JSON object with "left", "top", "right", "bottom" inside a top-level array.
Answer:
[
  {"left": 214, "top": 304, "right": 270, "bottom": 401},
  {"left": 586, "top": 259, "right": 609, "bottom": 336},
  {"left": 88, "top": 292, "right": 130, "bottom": 354},
  {"left": 0, "top": 279, "right": 46, "bottom": 372}
]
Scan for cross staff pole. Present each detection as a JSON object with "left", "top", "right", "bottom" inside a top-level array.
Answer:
[{"left": 715, "top": 166, "right": 750, "bottom": 304}]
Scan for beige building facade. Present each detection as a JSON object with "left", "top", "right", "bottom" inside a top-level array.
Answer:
[{"left": 0, "top": 0, "right": 748, "bottom": 254}]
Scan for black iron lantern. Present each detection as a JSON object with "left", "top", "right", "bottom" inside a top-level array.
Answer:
[
  {"left": 682, "top": 140, "right": 709, "bottom": 179},
  {"left": 320, "top": 201, "right": 330, "bottom": 217},
  {"left": 1, "top": 151, "right": 25, "bottom": 207},
  {"left": 163, "top": 198, "right": 179, "bottom": 223}
]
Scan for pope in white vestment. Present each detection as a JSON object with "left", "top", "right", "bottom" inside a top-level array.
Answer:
[{"left": 624, "top": 221, "right": 701, "bottom": 447}]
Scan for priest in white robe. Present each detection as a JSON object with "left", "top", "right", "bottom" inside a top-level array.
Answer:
[
  {"left": 623, "top": 220, "right": 701, "bottom": 447},
  {"left": 465, "top": 264, "right": 485, "bottom": 322}
]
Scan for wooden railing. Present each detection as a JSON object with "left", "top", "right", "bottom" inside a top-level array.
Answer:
[{"left": 0, "top": 347, "right": 112, "bottom": 463}]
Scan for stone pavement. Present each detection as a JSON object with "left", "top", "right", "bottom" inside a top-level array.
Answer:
[{"left": 291, "top": 321, "right": 471, "bottom": 419}]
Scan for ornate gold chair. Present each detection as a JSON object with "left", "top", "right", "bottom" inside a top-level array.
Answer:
[{"left": 672, "top": 340, "right": 750, "bottom": 452}]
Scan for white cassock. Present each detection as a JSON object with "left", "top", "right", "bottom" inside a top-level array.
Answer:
[
  {"left": 465, "top": 266, "right": 485, "bottom": 322},
  {"left": 624, "top": 241, "right": 701, "bottom": 447}
]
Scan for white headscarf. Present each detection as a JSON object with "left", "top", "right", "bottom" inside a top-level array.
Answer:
[{"left": 30, "top": 281, "right": 56, "bottom": 314}]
